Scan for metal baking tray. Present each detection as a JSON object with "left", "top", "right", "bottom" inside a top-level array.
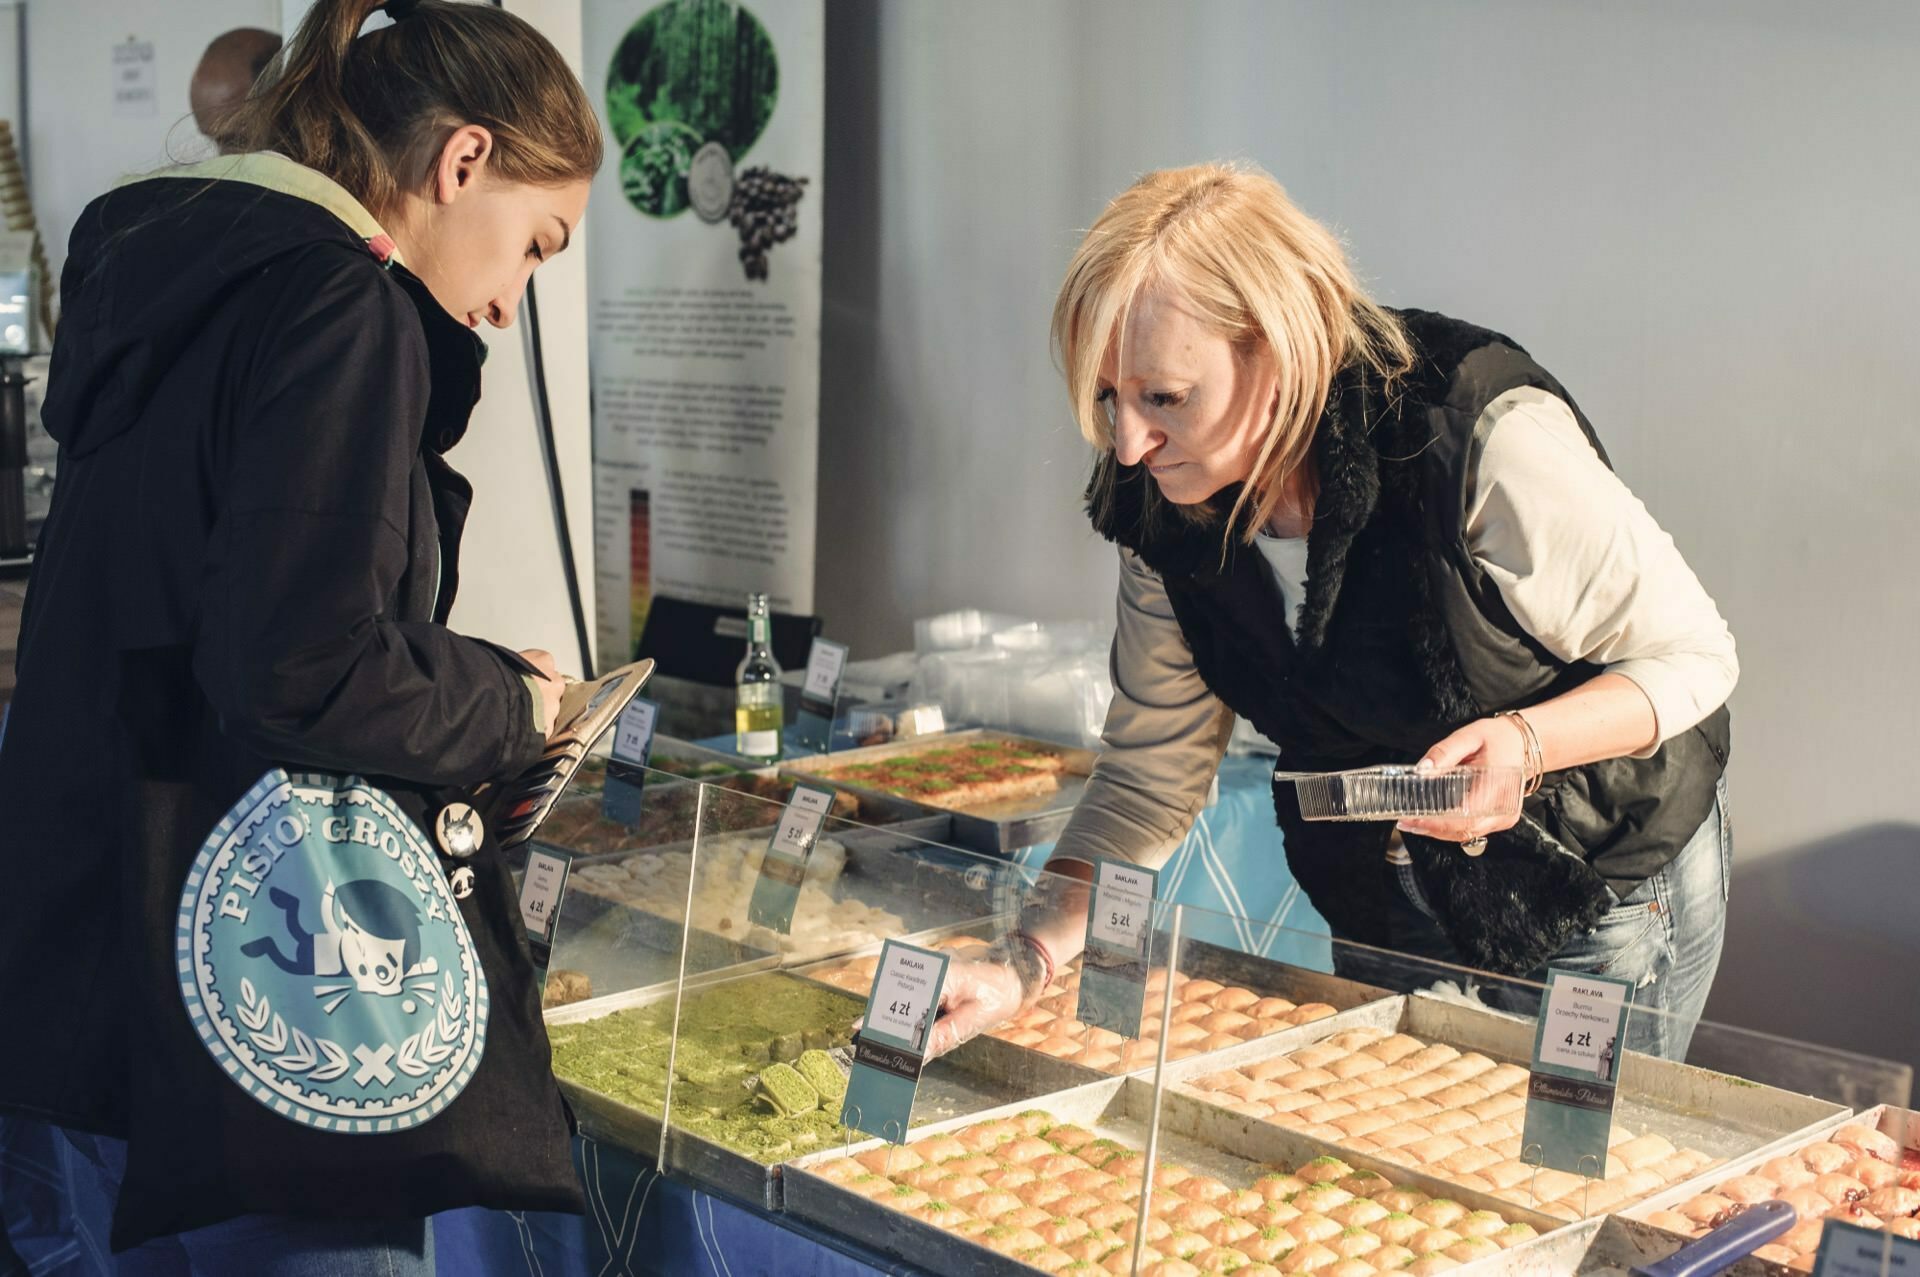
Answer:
[
  {"left": 1623, "top": 1104, "right": 1919, "bottom": 1235},
  {"left": 544, "top": 881, "right": 779, "bottom": 999},
  {"left": 784, "top": 1074, "right": 1575, "bottom": 1277},
  {"left": 545, "top": 966, "right": 1106, "bottom": 1211},
  {"left": 779, "top": 728, "right": 1097, "bottom": 854},
  {"left": 530, "top": 756, "right": 938, "bottom": 864},
  {"left": 1471, "top": 1213, "right": 1797, "bottom": 1277},
  {"left": 1160, "top": 993, "right": 1850, "bottom": 1215}
]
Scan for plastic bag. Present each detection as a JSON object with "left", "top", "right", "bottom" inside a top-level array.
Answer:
[{"left": 906, "top": 611, "right": 1114, "bottom": 749}]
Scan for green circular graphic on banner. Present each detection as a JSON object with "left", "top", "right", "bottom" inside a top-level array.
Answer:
[{"left": 605, "top": 0, "right": 780, "bottom": 218}]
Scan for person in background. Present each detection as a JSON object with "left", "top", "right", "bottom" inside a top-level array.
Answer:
[
  {"left": 933, "top": 162, "right": 1737, "bottom": 1064},
  {"left": 190, "top": 27, "right": 283, "bottom": 153},
  {"left": 0, "top": 0, "right": 599, "bottom": 1269}
]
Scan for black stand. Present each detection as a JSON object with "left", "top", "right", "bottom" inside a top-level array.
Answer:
[
  {"left": 0, "top": 357, "right": 31, "bottom": 573},
  {"left": 519, "top": 280, "right": 595, "bottom": 678}
]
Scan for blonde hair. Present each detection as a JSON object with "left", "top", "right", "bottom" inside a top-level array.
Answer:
[
  {"left": 1053, "top": 161, "right": 1412, "bottom": 541},
  {"left": 227, "top": 0, "right": 602, "bottom": 221}
]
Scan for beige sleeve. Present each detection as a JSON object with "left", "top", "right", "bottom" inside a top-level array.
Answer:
[
  {"left": 1468, "top": 387, "right": 1740, "bottom": 757},
  {"left": 1049, "top": 547, "right": 1235, "bottom": 872}
]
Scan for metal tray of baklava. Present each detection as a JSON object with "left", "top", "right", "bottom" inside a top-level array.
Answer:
[
  {"left": 779, "top": 728, "right": 1098, "bottom": 854},
  {"left": 784, "top": 1072, "right": 1576, "bottom": 1277},
  {"left": 533, "top": 802, "right": 962, "bottom": 1006},
  {"left": 1622, "top": 1103, "right": 1916, "bottom": 1235},
  {"left": 528, "top": 747, "right": 938, "bottom": 863},
  {"left": 792, "top": 928, "right": 1396, "bottom": 1089},
  {"left": 543, "top": 963, "right": 1114, "bottom": 1212},
  {"left": 1158, "top": 992, "right": 1849, "bottom": 1219}
]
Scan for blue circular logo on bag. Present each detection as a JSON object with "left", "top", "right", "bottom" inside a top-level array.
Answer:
[{"left": 177, "top": 771, "right": 488, "bottom": 1132}]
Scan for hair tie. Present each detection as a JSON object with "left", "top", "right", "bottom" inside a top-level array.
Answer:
[{"left": 385, "top": 0, "right": 423, "bottom": 20}]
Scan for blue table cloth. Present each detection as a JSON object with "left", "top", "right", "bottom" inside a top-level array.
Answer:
[
  {"left": 690, "top": 736, "right": 1331, "bottom": 965},
  {"left": 1014, "top": 755, "right": 1330, "bottom": 967}
]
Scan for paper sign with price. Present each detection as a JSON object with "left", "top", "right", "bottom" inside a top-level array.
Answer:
[
  {"left": 1078, "top": 857, "right": 1159, "bottom": 1038},
  {"left": 842, "top": 941, "right": 950, "bottom": 1142},
  {"left": 772, "top": 785, "right": 833, "bottom": 857},
  {"left": 1539, "top": 976, "right": 1628, "bottom": 1079},
  {"left": 866, "top": 951, "right": 932, "bottom": 1044},
  {"left": 747, "top": 784, "right": 836, "bottom": 932},
  {"left": 1089, "top": 861, "right": 1153, "bottom": 953},
  {"left": 518, "top": 848, "right": 574, "bottom": 989},
  {"left": 793, "top": 638, "right": 849, "bottom": 753},
  {"left": 611, "top": 699, "right": 658, "bottom": 765},
  {"left": 802, "top": 640, "right": 847, "bottom": 702},
  {"left": 602, "top": 698, "right": 660, "bottom": 827}
]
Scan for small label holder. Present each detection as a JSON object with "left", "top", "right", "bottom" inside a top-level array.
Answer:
[
  {"left": 1814, "top": 1218, "right": 1920, "bottom": 1277},
  {"left": 1520, "top": 966, "right": 1635, "bottom": 1174},
  {"left": 1076, "top": 857, "right": 1160, "bottom": 1038},
  {"left": 791, "top": 638, "right": 849, "bottom": 753},
  {"left": 746, "top": 783, "right": 837, "bottom": 933},
  {"left": 518, "top": 846, "right": 575, "bottom": 991},
  {"left": 842, "top": 940, "right": 950, "bottom": 1143},
  {"left": 601, "top": 697, "right": 659, "bottom": 828}
]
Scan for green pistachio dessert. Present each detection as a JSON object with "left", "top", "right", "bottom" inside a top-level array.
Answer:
[
  {"left": 547, "top": 975, "right": 862, "bottom": 1163},
  {"left": 795, "top": 1049, "right": 847, "bottom": 1105}
]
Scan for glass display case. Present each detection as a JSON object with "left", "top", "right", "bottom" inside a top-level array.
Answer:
[{"left": 534, "top": 766, "right": 1915, "bottom": 1277}]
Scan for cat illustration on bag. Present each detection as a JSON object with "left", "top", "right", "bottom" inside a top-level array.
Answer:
[{"left": 241, "top": 878, "right": 439, "bottom": 998}]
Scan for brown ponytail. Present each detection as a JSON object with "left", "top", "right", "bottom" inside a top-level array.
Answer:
[{"left": 228, "top": 0, "right": 602, "bottom": 218}]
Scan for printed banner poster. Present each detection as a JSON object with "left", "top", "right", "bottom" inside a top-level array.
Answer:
[{"left": 584, "top": 0, "right": 826, "bottom": 662}]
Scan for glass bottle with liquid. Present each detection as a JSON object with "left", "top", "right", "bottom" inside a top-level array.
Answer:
[{"left": 734, "top": 592, "right": 783, "bottom": 760}]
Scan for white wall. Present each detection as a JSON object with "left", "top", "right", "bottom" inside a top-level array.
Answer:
[
  {"left": 0, "top": 5, "right": 22, "bottom": 133},
  {"left": 817, "top": 0, "right": 1920, "bottom": 1064},
  {"left": 448, "top": 0, "right": 598, "bottom": 674},
  {"left": 24, "top": 0, "right": 275, "bottom": 279},
  {"left": 17, "top": 0, "right": 597, "bottom": 673}
]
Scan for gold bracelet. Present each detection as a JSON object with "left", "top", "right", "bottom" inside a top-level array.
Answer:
[{"left": 1497, "top": 709, "right": 1545, "bottom": 796}]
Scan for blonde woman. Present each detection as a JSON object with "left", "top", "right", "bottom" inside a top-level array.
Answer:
[{"left": 937, "top": 163, "right": 1736, "bottom": 1061}]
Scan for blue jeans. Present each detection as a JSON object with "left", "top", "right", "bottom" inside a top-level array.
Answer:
[
  {"left": 1335, "top": 780, "right": 1731, "bottom": 1060},
  {"left": 47, "top": 1129, "right": 433, "bottom": 1276}
]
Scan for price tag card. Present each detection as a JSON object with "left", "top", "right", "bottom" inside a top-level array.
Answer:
[
  {"left": 1521, "top": 967, "right": 1635, "bottom": 1174},
  {"left": 746, "top": 784, "right": 836, "bottom": 932},
  {"left": 518, "top": 847, "right": 575, "bottom": 988},
  {"left": 1814, "top": 1219, "right": 1920, "bottom": 1277},
  {"left": 1077, "top": 857, "right": 1159, "bottom": 1038},
  {"left": 611, "top": 698, "right": 658, "bottom": 765},
  {"left": 601, "top": 697, "right": 659, "bottom": 827},
  {"left": 792, "top": 638, "right": 849, "bottom": 753},
  {"left": 842, "top": 940, "right": 950, "bottom": 1143}
]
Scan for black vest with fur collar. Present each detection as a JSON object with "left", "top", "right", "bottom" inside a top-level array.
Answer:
[{"left": 1088, "top": 309, "right": 1730, "bottom": 976}]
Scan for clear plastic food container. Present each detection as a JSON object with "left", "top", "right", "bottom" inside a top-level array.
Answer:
[{"left": 1277, "top": 764, "right": 1523, "bottom": 823}]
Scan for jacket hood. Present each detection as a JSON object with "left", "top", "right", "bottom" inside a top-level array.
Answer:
[{"left": 41, "top": 154, "right": 408, "bottom": 458}]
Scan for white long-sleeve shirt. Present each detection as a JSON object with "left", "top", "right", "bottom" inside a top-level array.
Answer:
[{"left": 1053, "top": 387, "right": 1739, "bottom": 871}]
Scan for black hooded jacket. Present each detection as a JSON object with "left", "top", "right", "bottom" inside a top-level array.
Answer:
[{"left": 0, "top": 156, "right": 579, "bottom": 1242}]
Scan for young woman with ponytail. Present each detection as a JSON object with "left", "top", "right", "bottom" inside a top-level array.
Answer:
[{"left": 0, "top": 0, "right": 603, "bottom": 1266}]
